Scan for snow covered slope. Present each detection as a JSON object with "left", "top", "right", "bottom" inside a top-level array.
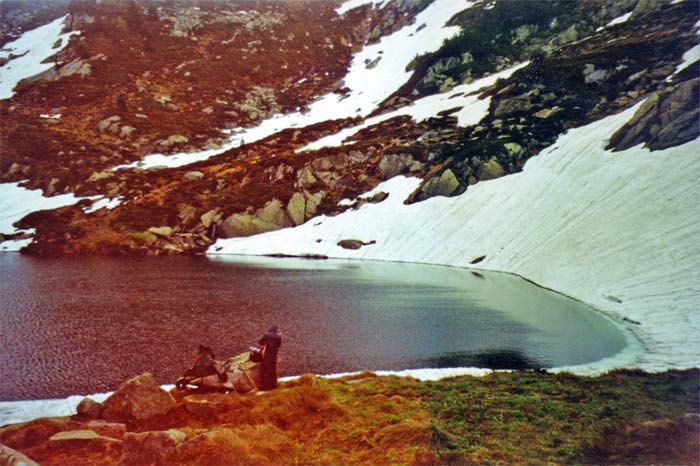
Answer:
[
  {"left": 210, "top": 101, "right": 700, "bottom": 373},
  {"left": 0, "top": 15, "right": 78, "bottom": 100}
]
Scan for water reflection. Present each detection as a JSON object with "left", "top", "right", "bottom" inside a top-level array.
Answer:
[{"left": 421, "top": 349, "right": 545, "bottom": 370}]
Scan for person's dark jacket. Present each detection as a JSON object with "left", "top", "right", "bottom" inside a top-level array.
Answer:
[{"left": 259, "top": 326, "right": 282, "bottom": 390}]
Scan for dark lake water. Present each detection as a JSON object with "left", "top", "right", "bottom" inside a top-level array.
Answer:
[{"left": 0, "top": 254, "right": 628, "bottom": 400}]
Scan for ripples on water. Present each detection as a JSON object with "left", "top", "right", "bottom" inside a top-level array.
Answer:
[{"left": 0, "top": 254, "right": 627, "bottom": 400}]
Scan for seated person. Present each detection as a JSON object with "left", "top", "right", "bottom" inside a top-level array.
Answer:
[{"left": 183, "top": 344, "right": 227, "bottom": 381}]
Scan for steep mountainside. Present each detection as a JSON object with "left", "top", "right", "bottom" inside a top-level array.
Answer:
[{"left": 2, "top": 0, "right": 696, "bottom": 256}]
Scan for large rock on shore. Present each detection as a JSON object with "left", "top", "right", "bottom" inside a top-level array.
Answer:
[{"left": 101, "top": 373, "right": 175, "bottom": 422}]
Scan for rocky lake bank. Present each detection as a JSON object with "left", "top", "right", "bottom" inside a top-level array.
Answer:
[{"left": 1, "top": 369, "right": 698, "bottom": 465}]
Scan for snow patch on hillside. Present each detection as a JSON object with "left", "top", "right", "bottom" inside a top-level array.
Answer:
[
  {"left": 0, "top": 182, "right": 86, "bottom": 251},
  {"left": 210, "top": 102, "right": 700, "bottom": 373},
  {"left": 0, "top": 15, "right": 78, "bottom": 100},
  {"left": 83, "top": 196, "right": 122, "bottom": 214},
  {"left": 607, "top": 11, "right": 633, "bottom": 27},
  {"left": 668, "top": 22, "right": 700, "bottom": 80},
  {"left": 300, "top": 62, "right": 528, "bottom": 152},
  {"left": 115, "top": 0, "right": 474, "bottom": 170},
  {"left": 336, "top": 0, "right": 388, "bottom": 15}
]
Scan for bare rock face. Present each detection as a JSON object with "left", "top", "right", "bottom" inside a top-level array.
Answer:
[
  {"left": 123, "top": 429, "right": 185, "bottom": 465},
  {"left": 76, "top": 397, "right": 103, "bottom": 419},
  {"left": 183, "top": 171, "right": 204, "bottom": 181},
  {"left": 101, "top": 373, "right": 175, "bottom": 422},
  {"left": 607, "top": 79, "right": 699, "bottom": 152}
]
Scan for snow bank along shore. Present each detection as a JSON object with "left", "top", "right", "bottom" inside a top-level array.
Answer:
[{"left": 210, "top": 102, "right": 700, "bottom": 376}]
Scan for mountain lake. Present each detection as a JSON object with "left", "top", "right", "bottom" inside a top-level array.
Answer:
[{"left": 0, "top": 253, "right": 630, "bottom": 400}]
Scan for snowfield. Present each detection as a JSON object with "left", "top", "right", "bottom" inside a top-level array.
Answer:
[
  {"left": 210, "top": 101, "right": 700, "bottom": 374},
  {"left": 0, "top": 15, "right": 78, "bottom": 100}
]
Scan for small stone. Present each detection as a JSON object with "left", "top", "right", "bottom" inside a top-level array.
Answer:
[
  {"left": 478, "top": 158, "right": 505, "bottom": 181},
  {"left": 422, "top": 169, "right": 460, "bottom": 197},
  {"left": 534, "top": 107, "right": 561, "bottom": 119},
  {"left": 504, "top": 142, "right": 524, "bottom": 157},
  {"left": 77, "top": 397, "right": 103, "bottom": 419},
  {"left": 304, "top": 191, "right": 324, "bottom": 218},
  {"left": 337, "top": 239, "right": 375, "bottom": 250},
  {"left": 200, "top": 209, "right": 220, "bottom": 229},
  {"left": 148, "top": 226, "right": 173, "bottom": 237},
  {"left": 87, "top": 170, "right": 113, "bottom": 182},
  {"left": 183, "top": 171, "right": 204, "bottom": 181},
  {"left": 258, "top": 199, "right": 292, "bottom": 227},
  {"left": 119, "top": 126, "right": 136, "bottom": 138},
  {"left": 97, "top": 115, "right": 121, "bottom": 132},
  {"left": 48, "top": 430, "right": 123, "bottom": 456},
  {"left": 132, "top": 231, "right": 158, "bottom": 245}
]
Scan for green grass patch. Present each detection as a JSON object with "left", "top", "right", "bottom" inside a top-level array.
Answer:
[{"left": 423, "top": 369, "right": 699, "bottom": 465}]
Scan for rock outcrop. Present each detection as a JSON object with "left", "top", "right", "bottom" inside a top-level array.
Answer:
[
  {"left": 101, "top": 373, "right": 175, "bottom": 423},
  {"left": 607, "top": 79, "right": 699, "bottom": 152}
]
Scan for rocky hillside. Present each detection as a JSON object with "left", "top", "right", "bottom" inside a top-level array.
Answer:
[{"left": 1, "top": 0, "right": 697, "bottom": 255}]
